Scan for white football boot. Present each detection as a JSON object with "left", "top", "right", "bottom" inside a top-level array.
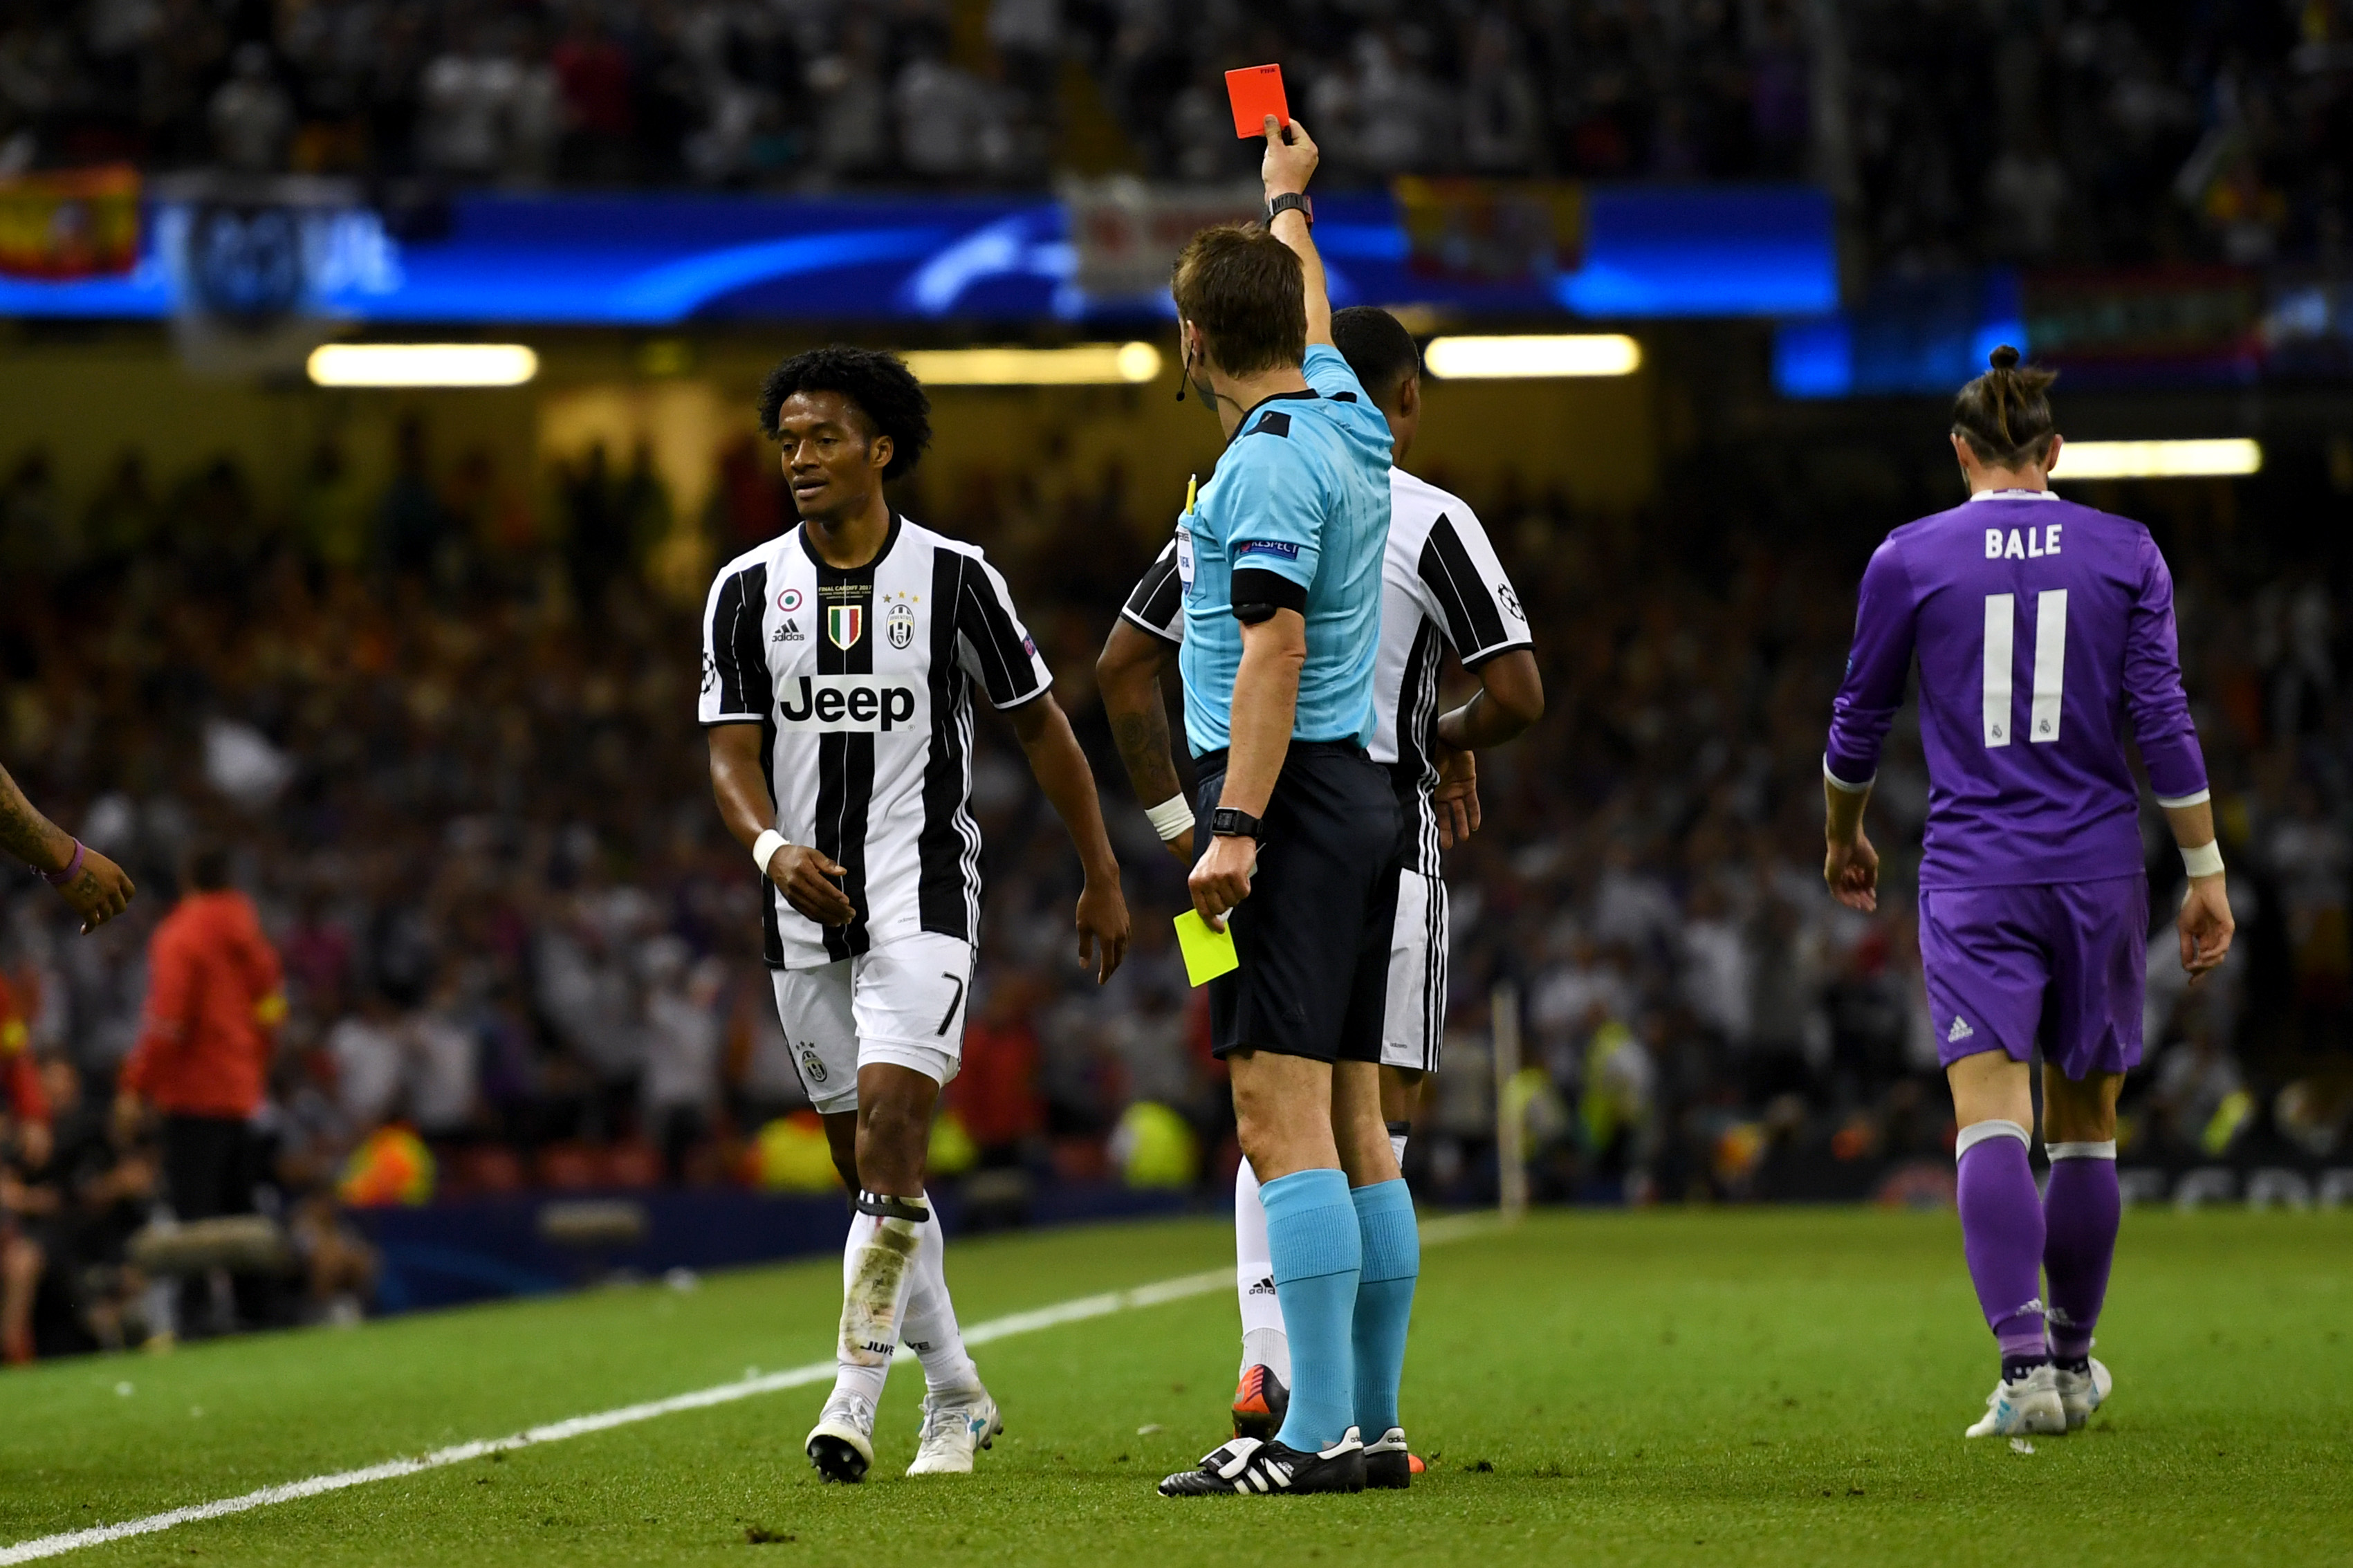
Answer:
[
  {"left": 1964, "top": 1363, "right": 2067, "bottom": 1438},
  {"left": 905, "top": 1386, "right": 1003, "bottom": 1476},
  {"left": 2054, "top": 1358, "right": 2113, "bottom": 1430},
  {"left": 805, "top": 1388, "right": 878, "bottom": 1482}
]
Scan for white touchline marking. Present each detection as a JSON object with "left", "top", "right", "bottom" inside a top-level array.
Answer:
[{"left": 3, "top": 1214, "right": 1498, "bottom": 1563}]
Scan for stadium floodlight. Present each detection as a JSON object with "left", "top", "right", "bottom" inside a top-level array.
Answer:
[
  {"left": 2055, "top": 439, "right": 2262, "bottom": 480},
  {"left": 1423, "top": 334, "right": 1642, "bottom": 379},
  {"left": 306, "top": 343, "right": 540, "bottom": 388},
  {"left": 898, "top": 342, "right": 1163, "bottom": 386}
]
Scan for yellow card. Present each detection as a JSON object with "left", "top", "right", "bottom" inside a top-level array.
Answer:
[{"left": 1173, "top": 910, "right": 1239, "bottom": 987}]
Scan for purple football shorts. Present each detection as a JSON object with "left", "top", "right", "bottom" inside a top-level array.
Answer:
[{"left": 1917, "top": 874, "right": 2149, "bottom": 1080}]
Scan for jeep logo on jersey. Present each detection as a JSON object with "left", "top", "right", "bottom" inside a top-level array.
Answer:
[
  {"left": 827, "top": 605, "right": 864, "bottom": 649},
  {"left": 775, "top": 674, "right": 919, "bottom": 732},
  {"left": 887, "top": 602, "right": 916, "bottom": 649}
]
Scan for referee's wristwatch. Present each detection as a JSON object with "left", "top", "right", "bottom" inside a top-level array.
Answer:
[
  {"left": 1210, "top": 806, "right": 1263, "bottom": 841},
  {"left": 1265, "top": 192, "right": 1313, "bottom": 229}
]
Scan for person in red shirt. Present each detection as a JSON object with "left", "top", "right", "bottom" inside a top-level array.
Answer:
[
  {"left": 117, "top": 842, "right": 285, "bottom": 1236},
  {"left": 950, "top": 972, "right": 1046, "bottom": 1166},
  {"left": 1, "top": 974, "right": 45, "bottom": 1134},
  {"left": 0, "top": 753, "right": 135, "bottom": 1360},
  {"left": 552, "top": 12, "right": 634, "bottom": 177},
  {"left": 1, "top": 972, "right": 50, "bottom": 1364}
]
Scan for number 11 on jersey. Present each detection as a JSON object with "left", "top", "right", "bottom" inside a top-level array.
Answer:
[{"left": 1982, "top": 589, "right": 2068, "bottom": 748}]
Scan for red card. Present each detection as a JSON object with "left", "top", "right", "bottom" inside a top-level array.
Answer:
[{"left": 1225, "top": 64, "right": 1289, "bottom": 140}]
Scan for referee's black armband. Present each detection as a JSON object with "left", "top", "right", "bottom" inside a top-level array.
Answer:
[{"left": 1231, "top": 566, "right": 1306, "bottom": 625}]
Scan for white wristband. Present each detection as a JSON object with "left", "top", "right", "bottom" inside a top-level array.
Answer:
[
  {"left": 2181, "top": 840, "right": 2224, "bottom": 878},
  {"left": 1143, "top": 794, "right": 1194, "bottom": 842},
  {"left": 752, "top": 829, "right": 788, "bottom": 878}
]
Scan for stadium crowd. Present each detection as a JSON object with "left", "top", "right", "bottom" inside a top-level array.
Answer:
[
  {"left": 2, "top": 3, "right": 2349, "bottom": 271},
  {"left": 0, "top": 407, "right": 2346, "bottom": 1360}
]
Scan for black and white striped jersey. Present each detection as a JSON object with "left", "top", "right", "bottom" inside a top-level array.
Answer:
[
  {"left": 701, "top": 516, "right": 1051, "bottom": 969},
  {"left": 1122, "top": 467, "right": 1531, "bottom": 877}
]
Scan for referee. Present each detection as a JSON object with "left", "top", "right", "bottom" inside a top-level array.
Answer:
[{"left": 1157, "top": 116, "right": 1408, "bottom": 1499}]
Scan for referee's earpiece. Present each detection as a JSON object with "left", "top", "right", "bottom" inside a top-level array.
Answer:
[{"left": 1175, "top": 333, "right": 1188, "bottom": 403}]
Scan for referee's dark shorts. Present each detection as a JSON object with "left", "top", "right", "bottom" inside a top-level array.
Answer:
[{"left": 1193, "top": 740, "right": 1402, "bottom": 1063}]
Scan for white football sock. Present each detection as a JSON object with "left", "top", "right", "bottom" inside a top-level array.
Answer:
[
  {"left": 1233, "top": 1155, "right": 1290, "bottom": 1382},
  {"left": 833, "top": 1205, "right": 921, "bottom": 1405},
  {"left": 1390, "top": 1130, "right": 1409, "bottom": 1166},
  {"left": 898, "top": 1194, "right": 979, "bottom": 1394}
]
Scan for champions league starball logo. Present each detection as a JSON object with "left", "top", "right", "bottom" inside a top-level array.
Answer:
[
  {"left": 187, "top": 203, "right": 305, "bottom": 324},
  {"left": 149, "top": 174, "right": 402, "bottom": 376}
]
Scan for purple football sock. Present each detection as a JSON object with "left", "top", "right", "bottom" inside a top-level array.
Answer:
[
  {"left": 1955, "top": 1125, "right": 2047, "bottom": 1363},
  {"left": 2042, "top": 1150, "right": 2119, "bottom": 1361}
]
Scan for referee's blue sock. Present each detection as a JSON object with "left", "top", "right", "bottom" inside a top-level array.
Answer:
[
  {"left": 1259, "top": 1167, "right": 1361, "bottom": 1452},
  {"left": 1349, "top": 1178, "right": 1419, "bottom": 1438}
]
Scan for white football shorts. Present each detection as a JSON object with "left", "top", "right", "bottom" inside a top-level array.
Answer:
[
  {"left": 770, "top": 932, "right": 974, "bottom": 1116},
  {"left": 1380, "top": 867, "right": 1448, "bottom": 1073}
]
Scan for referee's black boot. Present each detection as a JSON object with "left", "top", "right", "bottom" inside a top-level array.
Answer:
[
  {"left": 1158, "top": 1428, "right": 1365, "bottom": 1496},
  {"left": 1363, "top": 1427, "right": 1413, "bottom": 1488}
]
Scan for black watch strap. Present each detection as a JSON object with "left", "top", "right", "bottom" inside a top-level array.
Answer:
[
  {"left": 1265, "top": 192, "right": 1313, "bottom": 229},
  {"left": 1210, "top": 806, "right": 1262, "bottom": 840}
]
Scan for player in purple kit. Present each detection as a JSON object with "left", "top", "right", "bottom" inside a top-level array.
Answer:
[{"left": 1820, "top": 347, "right": 2235, "bottom": 1438}]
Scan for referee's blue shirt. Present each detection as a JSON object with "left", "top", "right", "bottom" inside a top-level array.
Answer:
[{"left": 1178, "top": 344, "right": 1394, "bottom": 756}]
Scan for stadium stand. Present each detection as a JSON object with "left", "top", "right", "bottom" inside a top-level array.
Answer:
[{"left": 0, "top": 3, "right": 2347, "bottom": 272}]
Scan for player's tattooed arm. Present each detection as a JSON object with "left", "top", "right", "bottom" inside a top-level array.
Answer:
[
  {"left": 1096, "top": 620, "right": 1191, "bottom": 861},
  {"left": 0, "top": 762, "right": 133, "bottom": 932},
  {"left": 1006, "top": 693, "right": 1132, "bottom": 984},
  {"left": 705, "top": 724, "right": 854, "bottom": 926},
  {"left": 0, "top": 762, "right": 75, "bottom": 876}
]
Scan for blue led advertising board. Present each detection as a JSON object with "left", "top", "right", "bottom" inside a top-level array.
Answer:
[{"left": 0, "top": 183, "right": 1834, "bottom": 327}]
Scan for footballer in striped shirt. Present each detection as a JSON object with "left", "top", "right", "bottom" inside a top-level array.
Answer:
[{"left": 703, "top": 347, "right": 1129, "bottom": 1482}]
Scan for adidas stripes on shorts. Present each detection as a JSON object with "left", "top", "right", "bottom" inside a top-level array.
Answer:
[{"left": 1378, "top": 867, "right": 1446, "bottom": 1074}]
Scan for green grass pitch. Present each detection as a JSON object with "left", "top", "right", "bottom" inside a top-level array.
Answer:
[{"left": 3, "top": 1208, "right": 2347, "bottom": 1567}]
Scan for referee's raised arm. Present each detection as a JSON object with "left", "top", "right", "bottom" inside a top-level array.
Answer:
[{"left": 1259, "top": 114, "right": 1331, "bottom": 349}]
